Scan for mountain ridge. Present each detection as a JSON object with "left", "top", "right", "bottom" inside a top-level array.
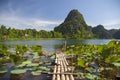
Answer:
[
  {"left": 54, "top": 9, "right": 93, "bottom": 39},
  {"left": 54, "top": 9, "right": 120, "bottom": 39}
]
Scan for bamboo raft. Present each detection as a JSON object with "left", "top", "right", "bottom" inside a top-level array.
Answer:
[{"left": 52, "top": 53, "right": 74, "bottom": 80}]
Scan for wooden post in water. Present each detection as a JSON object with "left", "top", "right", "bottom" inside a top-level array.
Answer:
[{"left": 64, "top": 40, "right": 66, "bottom": 51}]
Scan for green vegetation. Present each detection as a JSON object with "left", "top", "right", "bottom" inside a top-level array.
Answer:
[
  {"left": 54, "top": 9, "right": 93, "bottom": 39},
  {"left": 31, "top": 45, "right": 42, "bottom": 56},
  {"left": 66, "top": 40, "right": 120, "bottom": 79},
  {"left": 92, "top": 25, "right": 112, "bottom": 39},
  {"left": 0, "top": 25, "right": 63, "bottom": 40},
  {"left": 54, "top": 9, "right": 120, "bottom": 39},
  {"left": 0, "top": 44, "right": 51, "bottom": 79},
  {"left": 0, "top": 9, "right": 120, "bottom": 40}
]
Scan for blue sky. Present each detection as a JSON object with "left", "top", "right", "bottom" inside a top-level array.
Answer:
[{"left": 0, "top": 0, "right": 120, "bottom": 30}]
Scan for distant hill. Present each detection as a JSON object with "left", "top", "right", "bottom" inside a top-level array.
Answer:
[
  {"left": 54, "top": 9, "right": 93, "bottom": 39},
  {"left": 0, "top": 9, "right": 120, "bottom": 40},
  {"left": 54, "top": 9, "right": 120, "bottom": 39},
  {"left": 92, "top": 25, "right": 120, "bottom": 39},
  {"left": 112, "top": 29, "right": 120, "bottom": 39},
  {"left": 92, "top": 25, "right": 112, "bottom": 39}
]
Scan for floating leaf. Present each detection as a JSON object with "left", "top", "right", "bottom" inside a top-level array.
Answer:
[
  {"left": 16, "top": 64, "right": 26, "bottom": 68},
  {"left": 98, "top": 67, "right": 104, "bottom": 72},
  {"left": 31, "top": 70, "right": 41, "bottom": 75},
  {"left": 0, "top": 69, "right": 7, "bottom": 73},
  {"left": 105, "top": 55, "right": 120, "bottom": 63},
  {"left": 86, "top": 73, "right": 99, "bottom": 79},
  {"left": 51, "top": 55, "right": 55, "bottom": 59},
  {"left": 112, "top": 62, "right": 120, "bottom": 67},
  {"left": 11, "top": 69, "right": 26, "bottom": 74},
  {"left": 86, "top": 52, "right": 92, "bottom": 56},
  {"left": 78, "top": 59, "right": 85, "bottom": 67},
  {"left": 26, "top": 63, "right": 39, "bottom": 67},
  {"left": 86, "top": 67, "right": 96, "bottom": 73},
  {"left": 22, "top": 60, "right": 32, "bottom": 65},
  {"left": 38, "top": 66, "right": 50, "bottom": 71}
]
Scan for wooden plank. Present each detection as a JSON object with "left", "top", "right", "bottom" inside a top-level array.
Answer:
[
  {"left": 64, "top": 57, "right": 69, "bottom": 66},
  {"left": 61, "top": 60, "right": 66, "bottom": 80},
  {"left": 52, "top": 75, "right": 56, "bottom": 80},
  {"left": 66, "top": 75, "right": 70, "bottom": 80},
  {"left": 62, "top": 74, "right": 65, "bottom": 80},
  {"left": 57, "top": 74, "right": 60, "bottom": 80},
  {"left": 70, "top": 74, "right": 74, "bottom": 80},
  {"left": 52, "top": 65, "right": 56, "bottom": 80},
  {"left": 52, "top": 53, "right": 74, "bottom": 80},
  {"left": 57, "top": 58, "right": 61, "bottom": 80}
]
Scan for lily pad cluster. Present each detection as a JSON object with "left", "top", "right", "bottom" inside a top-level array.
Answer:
[
  {"left": 0, "top": 68, "right": 7, "bottom": 73},
  {"left": 12, "top": 60, "right": 50, "bottom": 75},
  {"left": 0, "top": 44, "right": 51, "bottom": 78},
  {"left": 66, "top": 40, "right": 120, "bottom": 80}
]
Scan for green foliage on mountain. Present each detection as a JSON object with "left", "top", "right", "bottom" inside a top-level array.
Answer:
[
  {"left": 92, "top": 25, "right": 120, "bottom": 39},
  {"left": 54, "top": 9, "right": 93, "bottom": 39},
  {"left": 54, "top": 9, "right": 120, "bottom": 39},
  {"left": 0, "top": 9, "right": 120, "bottom": 39},
  {"left": 92, "top": 25, "right": 112, "bottom": 39},
  {"left": 112, "top": 29, "right": 120, "bottom": 39}
]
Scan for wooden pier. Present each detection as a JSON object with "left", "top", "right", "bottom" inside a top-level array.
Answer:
[{"left": 52, "top": 53, "right": 74, "bottom": 80}]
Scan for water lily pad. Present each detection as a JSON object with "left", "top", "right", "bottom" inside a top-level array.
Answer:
[
  {"left": 33, "top": 56, "right": 40, "bottom": 59},
  {"left": 86, "top": 67, "right": 96, "bottom": 73},
  {"left": 105, "top": 67, "right": 113, "bottom": 70},
  {"left": 11, "top": 69, "right": 26, "bottom": 74},
  {"left": 86, "top": 53, "right": 92, "bottom": 56},
  {"left": 86, "top": 73, "right": 99, "bottom": 79},
  {"left": 112, "top": 62, "right": 120, "bottom": 67},
  {"left": 32, "top": 52, "right": 41, "bottom": 59},
  {"left": 16, "top": 64, "right": 26, "bottom": 68},
  {"left": 31, "top": 70, "right": 41, "bottom": 75},
  {"left": 15, "top": 60, "right": 32, "bottom": 68},
  {"left": 0, "top": 69, "right": 7, "bottom": 73},
  {"left": 98, "top": 67, "right": 104, "bottom": 72},
  {"left": 51, "top": 55, "right": 55, "bottom": 59},
  {"left": 38, "top": 66, "right": 50, "bottom": 71},
  {"left": 26, "top": 63, "right": 39, "bottom": 67},
  {"left": 22, "top": 60, "right": 32, "bottom": 65},
  {"left": 78, "top": 59, "right": 85, "bottom": 67},
  {"left": 24, "top": 68, "right": 33, "bottom": 71}
]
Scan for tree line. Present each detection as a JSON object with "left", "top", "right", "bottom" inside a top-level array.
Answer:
[{"left": 0, "top": 25, "right": 63, "bottom": 40}]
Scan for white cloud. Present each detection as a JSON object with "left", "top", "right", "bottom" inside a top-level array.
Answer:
[
  {"left": 0, "top": 2, "right": 62, "bottom": 31},
  {"left": 87, "top": 20, "right": 120, "bottom": 30},
  {"left": 35, "top": 20, "right": 61, "bottom": 26},
  {"left": 103, "top": 20, "right": 120, "bottom": 29},
  {"left": 0, "top": 15, "right": 62, "bottom": 31},
  {"left": 103, "top": 20, "right": 120, "bottom": 26}
]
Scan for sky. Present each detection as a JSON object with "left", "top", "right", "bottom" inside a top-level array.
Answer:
[{"left": 0, "top": 0, "right": 120, "bottom": 31}]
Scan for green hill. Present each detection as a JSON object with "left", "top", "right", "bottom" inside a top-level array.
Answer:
[
  {"left": 54, "top": 9, "right": 93, "bottom": 39},
  {"left": 92, "top": 25, "right": 112, "bottom": 39}
]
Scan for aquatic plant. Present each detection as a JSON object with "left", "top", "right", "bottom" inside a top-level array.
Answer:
[
  {"left": 66, "top": 40, "right": 120, "bottom": 79},
  {"left": 31, "top": 45, "right": 42, "bottom": 56}
]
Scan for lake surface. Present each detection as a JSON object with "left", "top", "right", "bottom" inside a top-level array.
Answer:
[{"left": 0, "top": 39, "right": 115, "bottom": 53}]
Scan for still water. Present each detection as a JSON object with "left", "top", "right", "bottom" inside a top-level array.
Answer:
[{"left": 0, "top": 39, "right": 114, "bottom": 53}]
